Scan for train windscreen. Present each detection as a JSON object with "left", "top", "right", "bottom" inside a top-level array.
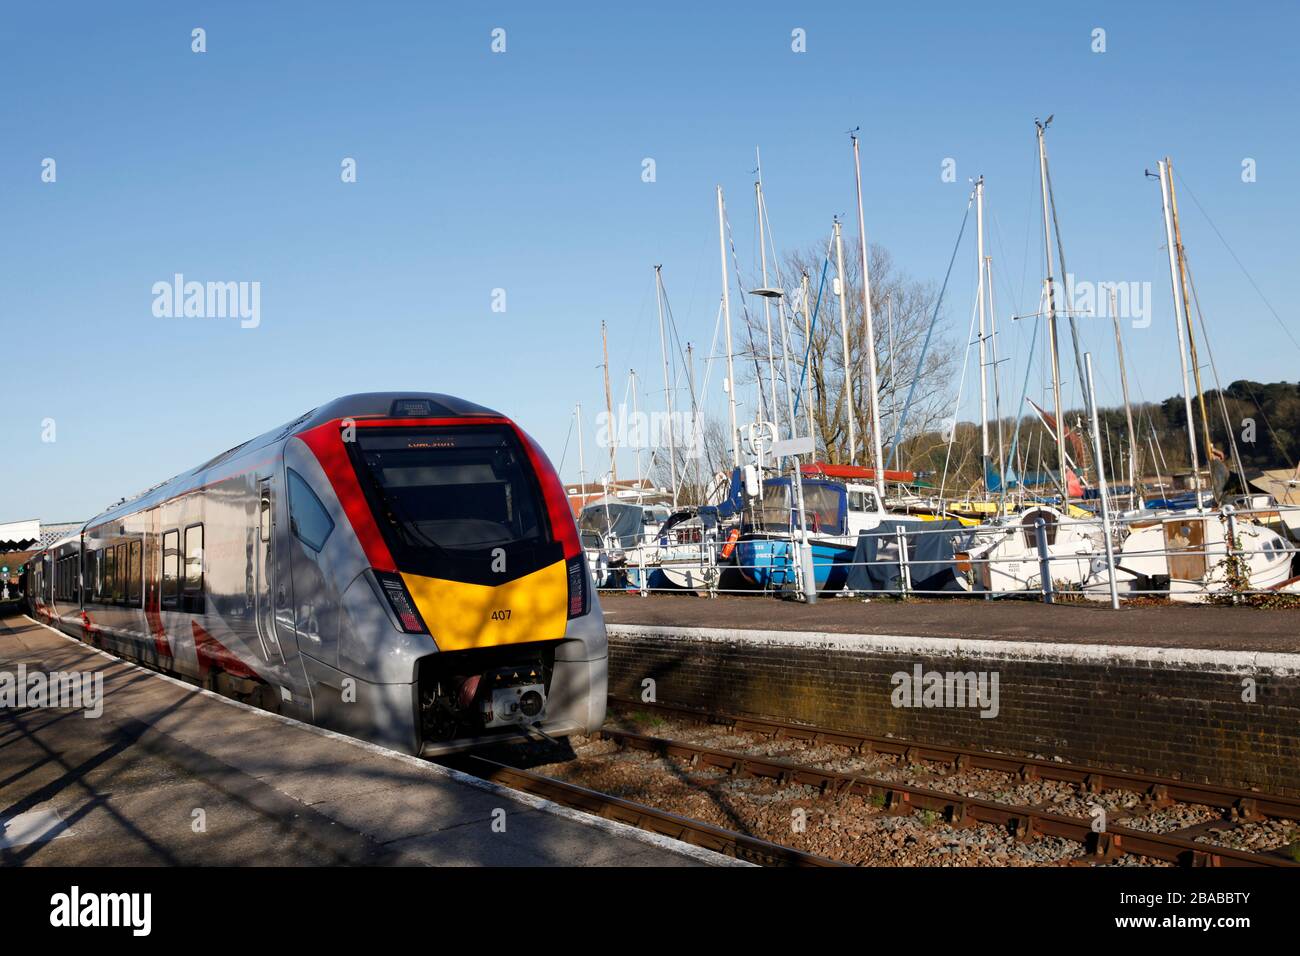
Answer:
[{"left": 350, "top": 426, "right": 551, "bottom": 574}]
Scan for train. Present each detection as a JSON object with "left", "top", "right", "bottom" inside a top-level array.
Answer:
[{"left": 21, "top": 392, "right": 607, "bottom": 755}]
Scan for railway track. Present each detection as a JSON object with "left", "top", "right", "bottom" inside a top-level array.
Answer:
[
  {"left": 444, "top": 753, "right": 843, "bottom": 867},
  {"left": 603, "top": 697, "right": 1300, "bottom": 867}
]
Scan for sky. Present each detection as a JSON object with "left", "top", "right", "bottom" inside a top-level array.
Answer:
[{"left": 3, "top": 1, "right": 1298, "bottom": 522}]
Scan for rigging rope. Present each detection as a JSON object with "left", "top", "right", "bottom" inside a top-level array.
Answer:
[
  {"left": 1044, "top": 159, "right": 1090, "bottom": 417},
  {"left": 939, "top": 287, "right": 982, "bottom": 499},
  {"left": 723, "top": 205, "right": 772, "bottom": 424},
  {"left": 792, "top": 236, "right": 834, "bottom": 421},
  {"left": 1173, "top": 169, "right": 1300, "bottom": 356},
  {"left": 885, "top": 192, "right": 975, "bottom": 469}
]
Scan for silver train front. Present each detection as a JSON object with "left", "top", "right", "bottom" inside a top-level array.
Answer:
[{"left": 28, "top": 392, "right": 607, "bottom": 755}]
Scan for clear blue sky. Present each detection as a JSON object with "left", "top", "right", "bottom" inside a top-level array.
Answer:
[{"left": 3, "top": 1, "right": 1298, "bottom": 521}]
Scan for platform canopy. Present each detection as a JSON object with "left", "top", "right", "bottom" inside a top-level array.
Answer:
[{"left": 0, "top": 518, "right": 40, "bottom": 552}]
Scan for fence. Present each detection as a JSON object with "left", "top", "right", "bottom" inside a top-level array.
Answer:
[{"left": 587, "top": 502, "right": 1300, "bottom": 606}]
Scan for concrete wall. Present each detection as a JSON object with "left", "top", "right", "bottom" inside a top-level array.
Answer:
[{"left": 608, "top": 624, "right": 1300, "bottom": 796}]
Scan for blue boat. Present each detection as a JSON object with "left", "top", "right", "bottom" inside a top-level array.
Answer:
[{"left": 733, "top": 477, "right": 855, "bottom": 592}]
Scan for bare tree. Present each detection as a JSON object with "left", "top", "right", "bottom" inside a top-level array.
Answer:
[{"left": 735, "top": 235, "right": 958, "bottom": 470}]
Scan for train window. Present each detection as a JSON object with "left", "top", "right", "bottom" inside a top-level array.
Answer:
[
  {"left": 260, "top": 493, "right": 272, "bottom": 543},
  {"left": 183, "top": 524, "right": 205, "bottom": 613},
  {"left": 128, "top": 540, "right": 143, "bottom": 607},
  {"left": 350, "top": 426, "right": 544, "bottom": 562},
  {"left": 88, "top": 549, "right": 100, "bottom": 601},
  {"left": 162, "top": 530, "right": 180, "bottom": 608},
  {"left": 104, "top": 547, "right": 116, "bottom": 602},
  {"left": 115, "top": 544, "right": 128, "bottom": 603},
  {"left": 287, "top": 469, "right": 334, "bottom": 552}
]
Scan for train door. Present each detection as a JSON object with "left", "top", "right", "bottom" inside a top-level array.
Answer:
[
  {"left": 271, "top": 476, "right": 301, "bottom": 678},
  {"left": 283, "top": 468, "right": 339, "bottom": 666},
  {"left": 255, "top": 479, "right": 286, "bottom": 665}
]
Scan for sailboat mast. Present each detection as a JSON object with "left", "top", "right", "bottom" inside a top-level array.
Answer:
[
  {"left": 1166, "top": 160, "right": 1214, "bottom": 462},
  {"left": 852, "top": 133, "right": 886, "bottom": 497},
  {"left": 801, "top": 271, "right": 816, "bottom": 444},
  {"left": 987, "top": 254, "right": 1006, "bottom": 512},
  {"left": 756, "top": 167, "right": 780, "bottom": 434},
  {"left": 1035, "top": 119, "right": 1069, "bottom": 502},
  {"left": 653, "top": 265, "right": 678, "bottom": 509},
  {"left": 833, "top": 217, "right": 856, "bottom": 464},
  {"left": 975, "top": 175, "right": 990, "bottom": 493},
  {"left": 775, "top": 290, "right": 798, "bottom": 440},
  {"left": 575, "top": 402, "right": 587, "bottom": 494},
  {"left": 601, "top": 320, "right": 618, "bottom": 483},
  {"left": 886, "top": 291, "right": 896, "bottom": 442},
  {"left": 717, "top": 186, "right": 741, "bottom": 468},
  {"left": 1157, "top": 159, "right": 1202, "bottom": 498},
  {"left": 1109, "top": 287, "right": 1139, "bottom": 501},
  {"left": 629, "top": 368, "right": 643, "bottom": 492},
  {"left": 686, "top": 341, "right": 702, "bottom": 498}
]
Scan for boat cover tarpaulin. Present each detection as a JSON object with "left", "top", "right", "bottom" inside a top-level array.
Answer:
[
  {"left": 1250, "top": 468, "right": 1300, "bottom": 506},
  {"left": 846, "top": 519, "right": 968, "bottom": 593},
  {"left": 577, "top": 498, "right": 645, "bottom": 550}
]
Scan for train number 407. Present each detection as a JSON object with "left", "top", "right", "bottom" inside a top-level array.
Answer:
[{"left": 490, "top": 609, "right": 512, "bottom": 621}]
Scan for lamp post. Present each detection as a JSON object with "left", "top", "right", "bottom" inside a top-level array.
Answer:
[{"left": 748, "top": 285, "right": 817, "bottom": 603}]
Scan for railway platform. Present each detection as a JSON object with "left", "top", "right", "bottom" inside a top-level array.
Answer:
[
  {"left": 600, "top": 592, "right": 1300, "bottom": 652},
  {"left": 0, "top": 614, "right": 722, "bottom": 867},
  {"left": 599, "top": 593, "right": 1300, "bottom": 798}
]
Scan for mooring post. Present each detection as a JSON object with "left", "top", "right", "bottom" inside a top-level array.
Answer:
[
  {"left": 1035, "top": 517, "right": 1054, "bottom": 604},
  {"left": 896, "top": 527, "right": 912, "bottom": 596}
]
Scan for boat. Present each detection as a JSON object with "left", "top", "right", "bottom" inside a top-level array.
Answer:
[
  {"left": 577, "top": 496, "right": 671, "bottom": 590},
  {"left": 649, "top": 507, "right": 730, "bottom": 592},
  {"left": 735, "top": 471, "right": 972, "bottom": 595},
  {"left": 1081, "top": 510, "right": 1295, "bottom": 602},
  {"left": 734, "top": 476, "right": 856, "bottom": 593},
  {"left": 958, "top": 504, "right": 1104, "bottom": 594}
]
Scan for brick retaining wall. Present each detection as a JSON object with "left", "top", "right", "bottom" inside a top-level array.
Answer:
[{"left": 607, "top": 625, "right": 1300, "bottom": 797}]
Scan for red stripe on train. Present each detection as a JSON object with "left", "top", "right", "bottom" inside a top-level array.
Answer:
[
  {"left": 297, "top": 420, "right": 398, "bottom": 573},
  {"left": 191, "top": 621, "right": 259, "bottom": 680},
  {"left": 513, "top": 425, "right": 582, "bottom": 561}
]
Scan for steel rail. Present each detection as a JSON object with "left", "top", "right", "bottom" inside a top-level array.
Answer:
[
  {"left": 445, "top": 753, "right": 843, "bottom": 868},
  {"left": 609, "top": 697, "right": 1300, "bottom": 823},
  {"left": 594, "top": 724, "right": 1295, "bottom": 867}
]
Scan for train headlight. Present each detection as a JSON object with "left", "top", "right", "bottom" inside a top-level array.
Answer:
[
  {"left": 566, "top": 555, "right": 588, "bottom": 618},
  {"left": 374, "top": 571, "right": 428, "bottom": 633},
  {"left": 481, "top": 683, "right": 547, "bottom": 729},
  {"left": 519, "top": 690, "right": 543, "bottom": 718}
]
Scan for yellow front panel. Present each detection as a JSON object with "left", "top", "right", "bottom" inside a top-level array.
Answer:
[{"left": 401, "top": 559, "right": 568, "bottom": 652}]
